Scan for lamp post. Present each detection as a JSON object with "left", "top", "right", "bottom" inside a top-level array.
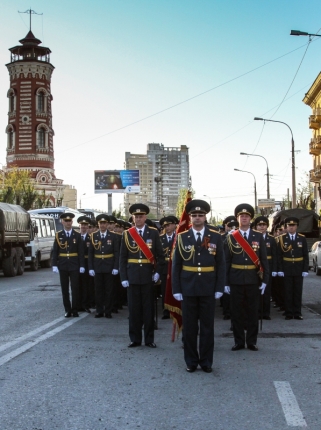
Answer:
[
  {"left": 254, "top": 117, "right": 296, "bottom": 208},
  {"left": 240, "top": 152, "right": 270, "bottom": 199},
  {"left": 79, "top": 193, "right": 86, "bottom": 209},
  {"left": 203, "top": 195, "right": 213, "bottom": 223},
  {"left": 234, "top": 168, "right": 257, "bottom": 213}
]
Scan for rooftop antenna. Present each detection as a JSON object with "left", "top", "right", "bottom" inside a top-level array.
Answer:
[{"left": 18, "top": 8, "right": 43, "bottom": 32}]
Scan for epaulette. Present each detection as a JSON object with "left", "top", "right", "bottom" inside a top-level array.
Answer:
[
  {"left": 208, "top": 229, "right": 220, "bottom": 234},
  {"left": 148, "top": 226, "right": 158, "bottom": 230},
  {"left": 160, "top": 233, "right": 165, "bottom": 237},
  {"left": 280, "top": 233, "right": 287, "bottom": 236},
  {"left": 268, "top": 233, "right": 274, "bottom": 238},
  {"left": 252, "top": 229, "right": 261, "bottom": 233},
  {"left": 112, "top": 231, "right": 122, "bottom": 235},
  {"left": 298, "top": 233, "right": 305, "bottom": 237},
  {"left": 57, "top": 229, "right": 62, "bottom": 233},
  {"left": 178, "top": 230, "right": 189, "bottom": 235}
]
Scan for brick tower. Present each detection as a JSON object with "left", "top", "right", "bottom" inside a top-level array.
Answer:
[{"left": 5, "top": 29, "right": 63, "bottom": 205}]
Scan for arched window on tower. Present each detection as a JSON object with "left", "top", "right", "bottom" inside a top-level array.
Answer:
[
  {"left": 36, "top": 124, "right": 49, "bottom": 149},
  {"left": 7, "top": 89, "right": 16, "bottom": 114},
  {"left": 36, "top": 88, "right": 48, "bottom": 114},
  {"left": 38, "top": 93, "right": 44, "bottom": 112},
  {"left": 6, "top": 124, "right": 15, "bottom": 150}
]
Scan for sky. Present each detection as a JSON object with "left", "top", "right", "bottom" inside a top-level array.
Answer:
[{"left": 0, "top": 0, "right": 321, "bottom": 219}]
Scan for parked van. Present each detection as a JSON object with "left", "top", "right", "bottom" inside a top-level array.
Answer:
[
  {"left": 25, "top": 214, "right": 56, "bottom": 271},
  {"left": 29, "top": 207, "right": 84, "bottom": 232}
]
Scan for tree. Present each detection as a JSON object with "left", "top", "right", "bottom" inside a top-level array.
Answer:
[
  {"left": 0, "top": 167, "right": 38, "bottom": 210},
  {"left": 296, "top": 172, "right": 314, "bottom": 210},
  {"left": 176, "top": 188, "right": 195, "bottom": 219},
  {"left": 35, "top": 189, "right": 53, "bottom": 209}
]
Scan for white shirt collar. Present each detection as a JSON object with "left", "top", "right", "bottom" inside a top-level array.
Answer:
[
  {"left": 192, "top": 227, "right": 205, "bottom": 240},
  {"left": 240, "top": 227, "right": 250, "bottom": 237},
  {"left": 64, "top": 230, "right": 72, "bottom": 236},
  {"left": 136, "top": 225, "right": 145, "bottom": 235}
]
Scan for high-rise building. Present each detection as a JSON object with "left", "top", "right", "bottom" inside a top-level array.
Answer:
[{"left": 125, "top": 143, "right": 190, "bottom": 217}]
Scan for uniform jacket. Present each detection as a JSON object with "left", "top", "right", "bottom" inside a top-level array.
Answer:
[
  {"left": 88, "top": 230, "right": 120, "bottom": 273},
  {"left": 159, "top": 233, "right": 175, "bottom": 275},
  {"left": 171, "top": 226, "right": 225, "bottom": 296},
  {"left": 264, "top": 233, "right": 277, "bottom": 273},
  {"left": 224, "top": 229, "right": 269, "bottom": 285},
  {"left": 52, "top": 229, "right": 85, "bottom": 271},
  {"left": 119, "top": 225, "right": 165, "bottom": 284},
  {"left": 277, "top": 232, "right": 309, "bottom": 275},
  {"left": 80, "top": 232, "right": 91, "bottom": 270}
]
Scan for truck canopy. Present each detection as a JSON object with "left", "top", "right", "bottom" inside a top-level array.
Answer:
[
  {"left": 0, "top": 203, "right": 31, "bottom": 243},
  {"left": 269, "top": 208, "right": 320, "bottom": 237}
]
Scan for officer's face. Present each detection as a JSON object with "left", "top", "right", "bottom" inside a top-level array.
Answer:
[
  {"left": 107, "top": 222, "right": 114, "bottom": 231},
  {"left": 164, "top": 223, "right": 176, "bottom": 235},
  {"left": 238, "top": 214, "right": 251, "bottom": 228},
  {"left": 190, "top": 212, "right": 206, "bottom": 228},
  {"left": 287, "top": 224, "right": 297, "bottom": 234},
  {"left": 133, "top": 214, "right": 146, "bottom": 228},
  {"left": 99, "top": 221, "right": 108, "bottom": 232},
  {"left": 62, "top": 219, "right": 73, "bottom": 231},
  {"left": 256, "top": 223, "right": 267, "bottom": 234},
  {"left": 79, "top": 223, "right": 88, "bottom": 234}
]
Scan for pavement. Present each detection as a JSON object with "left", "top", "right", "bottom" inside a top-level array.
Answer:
[{"left": 0, "top": 269, "right": 320, "bottom": 429}]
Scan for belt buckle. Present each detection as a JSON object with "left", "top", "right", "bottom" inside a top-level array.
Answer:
[
  {"left": 138, "top": 259, "right": 142, "bottom": 263},
  {"left": 244, "top": 265, "right": 247, "bottom": 269},
  {"left": 198, "top": 267, "right": 201, "bottom": 272}
]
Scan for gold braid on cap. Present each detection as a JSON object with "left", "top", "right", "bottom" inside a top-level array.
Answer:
[
  {"left": 124, "top": 231, "right": 140, "bottom": 253},
  {"left": 279, "top": 234, "right": 292, "bottom": 253},
  {"left": 91, "top": 233, "right": 101, "bottom": 250},
  {"left": 226, "top": 234, "right": 243, "bottom": 255},
  {"left": 177, "top": 234, "right": 195, "bottom": 261},
  {"left": 55, "top": 232, "right": 68, "bottom": 250}
]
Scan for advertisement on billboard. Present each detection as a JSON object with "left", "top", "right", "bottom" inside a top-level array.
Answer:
[{"left": 94, "top": 170, "right": 140, "bottom": 193}]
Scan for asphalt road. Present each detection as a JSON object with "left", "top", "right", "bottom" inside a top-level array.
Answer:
[{"left": 0, "top": 268, "right": 320, "bottom": 430}]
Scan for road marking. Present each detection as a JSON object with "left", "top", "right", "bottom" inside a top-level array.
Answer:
[
  {"left": 0, "top": 287, "right": 26, "bottom": 296},
  {"left": 0, "top": 313, "right": 88, "bottom": 367},
  {"left": 0, "top": 316, "right": 65, "bottom": 353},
  {"left": 274, "top": 381, "right": 307, "bottom": 427}
]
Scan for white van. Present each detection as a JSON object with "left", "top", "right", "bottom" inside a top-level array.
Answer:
[{"left": 25, "top": 214, "right": 56, "bottom": 271}]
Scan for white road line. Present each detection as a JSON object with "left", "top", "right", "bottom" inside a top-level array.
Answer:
[
  {"left": 0, "top": 287, "right": 27, "bottom": 296},
  {"left": 0, "top": 313, "right": 88, "bottom": 367},
  {"left": 274, "top": 381, "right": 307, "bottom": 427},
  {"left": 0, "top": 316, "right": 65, "bottom": 353}
]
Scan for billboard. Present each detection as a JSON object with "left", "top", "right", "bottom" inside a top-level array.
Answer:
[{"left": 94, "top": 170, "right": 140, "bottom": 194}]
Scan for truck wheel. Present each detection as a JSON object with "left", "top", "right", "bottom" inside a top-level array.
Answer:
[
  {"left": 3, "top": 248, "right": 18, "bottom": 277},
  {"left": 42, "top": 252, "right": 53, "bottom": 268},
  {"left": 16, "top": 247, "right": 25, "bottom": 276},
  {"left": 30, "top": 253, "right": 39, "bottom": 271}
]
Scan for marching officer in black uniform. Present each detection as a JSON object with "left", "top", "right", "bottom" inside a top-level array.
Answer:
[
  {"left": 77, "top": 215, "right": 92, "bottom": 313},
  {"left": 221, "top": 216, "right": 237, "bottom": 320},
  {"left": 172, "top": 199, "right": 225, "bottom": 373},
  {"left": 119, "top": 203, "right": 165, "bottom": 348},
  {"left": 52, "top": 213, "right": 85, "bottom": 317},
  {"left": 88, "top": 214, "right": 120, "bottom": 318},
  {"left": 224, "top": 204, "right": 269, "bottom": 351},
  {"left": 254, "top": 216, "right": 277, "bottom": 320},
  {"left": 159, "top": 216, "right": 177, "bottom": 319},
  {"left": 277, "top": 217, "right": 309, "bottom": 320}
]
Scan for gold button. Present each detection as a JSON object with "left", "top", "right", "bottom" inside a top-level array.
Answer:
[
  {"left": 138, "top": 259, "right": 142, "bottom": 263},
  {"left": 198, "top": 263, "right": 201, "bottom": 265},
  {"left": 198, "top": 267, "right": 201, "bottom": 272},
  {"left": 198, "top": 273, "right": 201, "bottom": 276}
]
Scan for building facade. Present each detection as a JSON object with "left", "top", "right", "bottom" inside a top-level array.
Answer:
[
  {"left": 303, "top": 74, "right": 321, "bottom": 214},
  {"left": 124, "top": 143, "right": 190, "bottom": 217},
  {"left": 4, "top": 29, "right": 64, "bottom": 205}
]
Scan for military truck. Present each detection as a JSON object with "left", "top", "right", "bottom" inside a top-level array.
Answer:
[{"left": 0, "top": 203, "right": 31, "bottom": 277}]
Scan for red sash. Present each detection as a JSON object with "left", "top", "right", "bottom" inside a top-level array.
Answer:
[
  {"left": 231, "top": 230, "right": 263, "bottom": 278},
  {"left": 128, "top": 227, "right": 155, "bottom": 266}
]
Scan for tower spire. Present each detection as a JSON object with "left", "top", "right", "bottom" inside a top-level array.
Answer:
[{"left": 18, "top": 8, "right": 43, "bottom": 31}]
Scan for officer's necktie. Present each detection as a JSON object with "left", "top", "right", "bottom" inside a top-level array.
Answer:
[
  {"left": 196, "top": 232, "right": 202, "bottom": 246},
  {"left": 66, "top": 232, "right": 69, "bottom": 238},
  {"left": 139, "top": 230, "right": 143, "bottom": 237},
  {"left": 101, "top": 234, "right": 105, "bottom": 239},
  {"left": 243, "top": 232, "right": 247, "bottom": 241},
  {"left": 82, "top": 235, "right": 85, "bottom": 241}
]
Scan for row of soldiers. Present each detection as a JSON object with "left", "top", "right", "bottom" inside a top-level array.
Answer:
[{"left": 52, "top": 199, "right": 309, "bottom": 373}]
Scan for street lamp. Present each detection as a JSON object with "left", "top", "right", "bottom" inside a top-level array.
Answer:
[
  {"left": 203, "top": 194, "right": 213, "bottom": 222},
  {"left": 240, "top": 152, "right": 270, "bottom": 199},
  {"left": 234, "top": 168, "right": 257, "bottom": 213},
  {"left": 254, "top": 117, "right": 296, "bottom": 208},
  {"left": 290, "top": 30, "right": 321, "bottom": 37}
]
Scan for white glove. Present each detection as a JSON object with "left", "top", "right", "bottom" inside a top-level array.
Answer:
[
  {"left": 173, "top": 293, "right": 183, "bottom": 301},
  {"left": 277, "top": 272, "right": 284, "bottom": 277},
  {"left": 272, "top": 272, "right": 277, "bottom": 277},
  {"left": 112, "top": 269, "right": 119, "bottom": 275},
  {"left": 152, "top": 272, "right": 160, "bottom": 282},
  {"left": 122, "top": 280, "right": 129, "bottom": 288},
  {"left": 79, "top": 267, "right": 85, "bottom": 274},
  {"left": 89, "top": 270, "right": 95, "bottom": 277},
  {"left": 52, "top": 266, "right": 59, "bottom": 274},
  {"left": 224, "top": 286, "right": 230, "bottom": 294},
  {"left": 215, "top": 292, "right": 223, "bottom": 299},
  {"left": 259, "top": 283, "right": 267, "bottom": 295},
  {"left": 302, "top": 272, "right": 309, "bottom": 277}
]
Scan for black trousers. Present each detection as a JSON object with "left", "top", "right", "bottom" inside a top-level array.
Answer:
[
  {"left": 230, "top": 284, "right": 260, "bottom": 346},
  {"left": 182, "top": 296, "right": 215, "bottom": 368},
  {"left": 222, "top": 292, "right": 231, "bottom": 317},
  {"left": 79, "top": 272, "right": 90, "bottom": 309},
  {"left": 59, "top": 270, "right": 79, "bottom": 313},
  {"left": 284, "top": 275, "right": 303, "bottom": 317},
  {"left": 94, "top": 272, "right": 113, "bottom": 315},
  {"left": 127, "top": 283, "right": 154, "bottom": 344},
  {"left": 276, "top": 276, "right": 285, "bottom": 308},
  {"left": 259, "top": 275, "right": 272, "bottom": 317},
  {"left": 161, "top": 273, "right": 169, "bottom": 316}
]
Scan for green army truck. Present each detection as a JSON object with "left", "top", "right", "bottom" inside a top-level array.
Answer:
[{"left": 0, "top": 203, "right": 31, "bottom": 277}]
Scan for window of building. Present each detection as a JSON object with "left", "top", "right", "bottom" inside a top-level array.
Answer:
[
  {"left": 38, "top": 129, "right": 45, "bottom": 148},
  {"left": 38, "top": 93, "right": 45, "bottom": 112}
]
